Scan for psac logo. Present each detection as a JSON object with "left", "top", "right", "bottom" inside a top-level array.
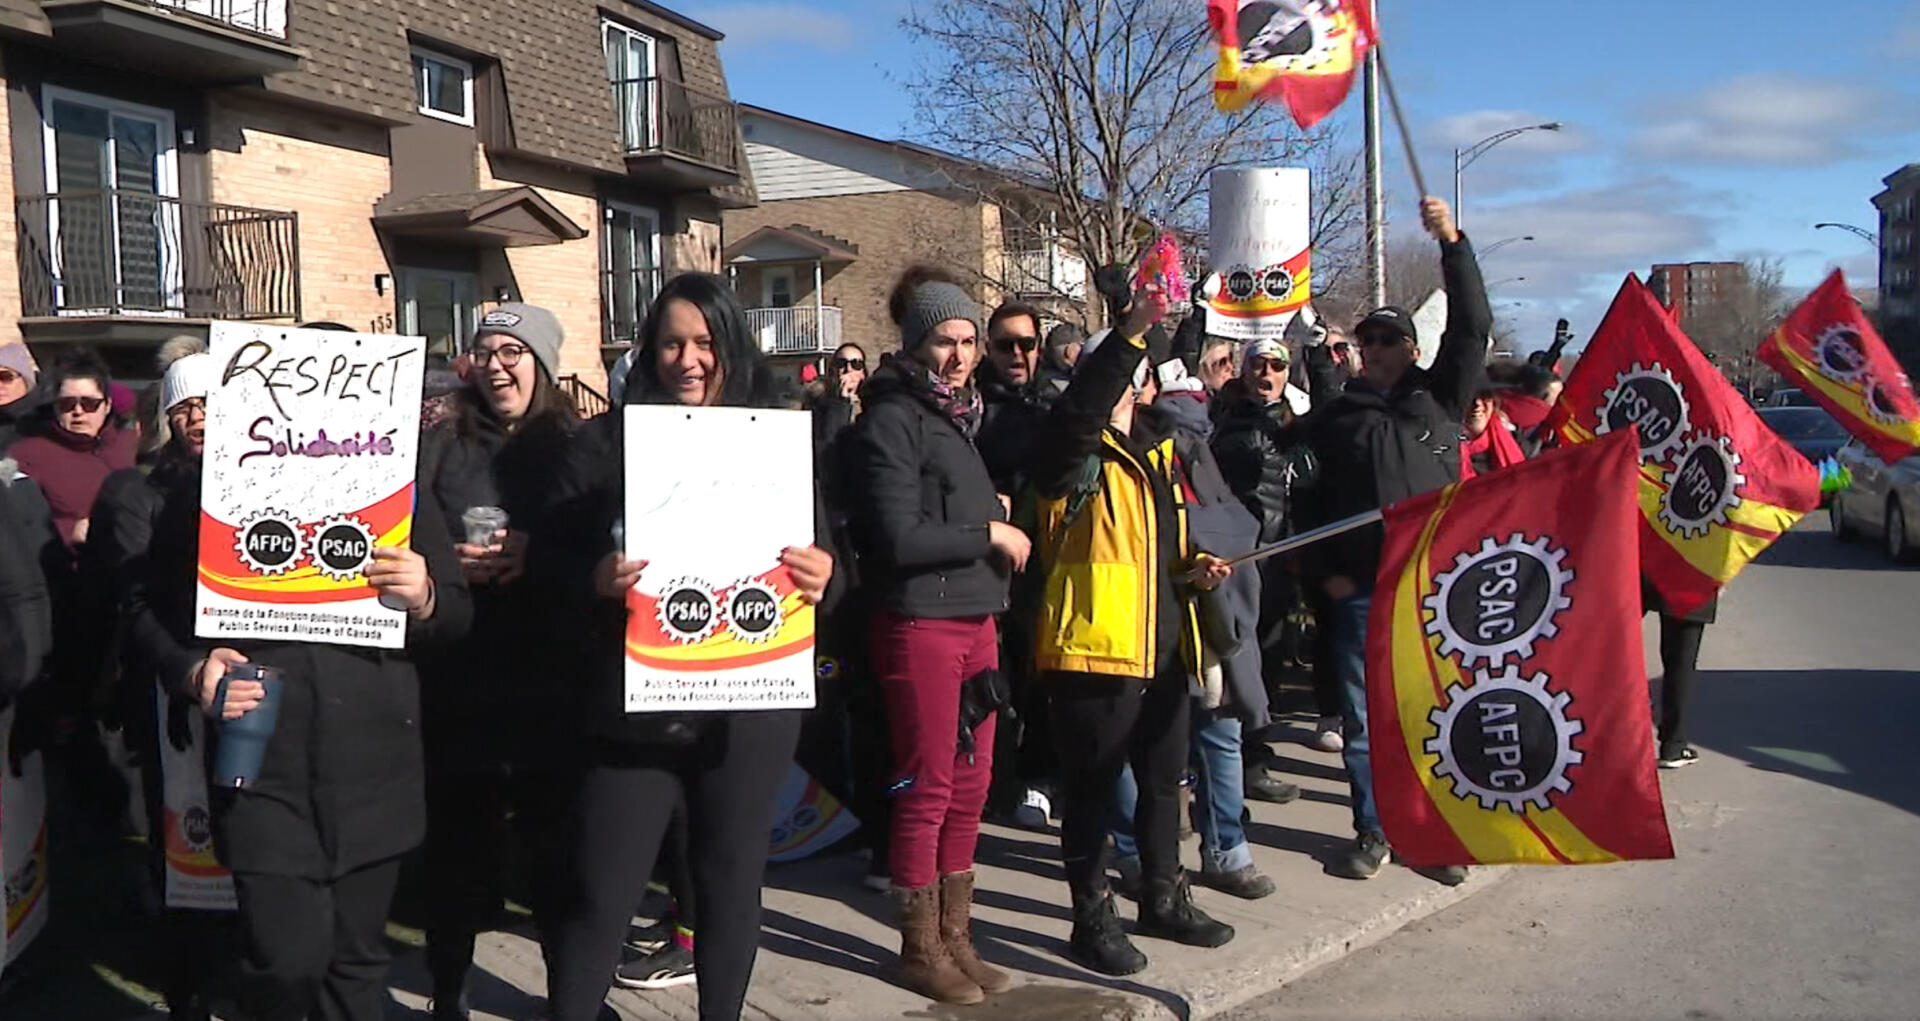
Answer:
[
  {"left": 233, "top": 510, "right": 374, "bottom": 580},
  {"left": 1597, "top": 362, "right": 1690, "bottom": 464},
  {"left": 655, "top": 577, "right": 786, "bottom": 645},
  {"left": 1422, "top": 532, "right": 1585, "bottom": 814}
]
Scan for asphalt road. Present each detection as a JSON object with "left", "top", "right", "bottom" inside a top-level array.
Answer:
[{"left": 1224, "top": 518, "right": 1920, "bottom": 1021}]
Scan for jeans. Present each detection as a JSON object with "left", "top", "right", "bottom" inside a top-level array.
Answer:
[
  {"left": 1328, "top": 590, "right": 1379, "bottom": 836},
  {"left": 1112, "top": 705, "right": 1252, "bottom": 873}
]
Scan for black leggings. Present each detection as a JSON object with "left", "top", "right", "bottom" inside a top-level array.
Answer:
[
  {"left": 423, "top": 766, "right": 565, "bottom": 1000},
  {"left": 1657, "top": 614, "right": 1706, "bottom": 751},
  {"left": 230, "top": 858, "right": 405, "bottom": 1021},
  {"left": 547, "top": 710, "right": 801, "bottom": 1021},
  {"left": 1049, "top": 664, "right": 1191, "bottom": 902}
]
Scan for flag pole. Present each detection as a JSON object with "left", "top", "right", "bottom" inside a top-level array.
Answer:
[
  {"left": 1363, "top": 46, "right": 1386, "bottom": 308},
  {"left": 1372, "top": 45, "right": 1430, "bottom": 199},
  {"left": 1221, "top": 509, "right": 1386, "bottom": 570}
]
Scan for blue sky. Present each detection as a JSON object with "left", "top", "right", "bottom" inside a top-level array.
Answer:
[{"left": 682, "top": 0, "right": 1920, "bottom": 351}]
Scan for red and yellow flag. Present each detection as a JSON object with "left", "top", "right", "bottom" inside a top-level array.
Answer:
[
  {"left": 1367, "top": 429, "right": 1674, "bottom": 866},
  {"left": 1209, "top": 0, "right": 1375, "bottom": 127},
  {"left": 1546, "top": 276, "right": 1819, "bottom": 618},
  {"left": 1758, "top": 270, "right": 1920, "bottom": 464}
]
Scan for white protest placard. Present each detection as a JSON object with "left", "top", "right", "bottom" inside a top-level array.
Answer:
[
  {"left": 0, "top": 707, "right": 50, "bottom": 973},
  {"left": 197, "top": 322, "right": 427, "bottom": 649},
  {"left": 622, "top": 406, "right": 816, "bottom": 712},
  {"left": 1208, "top": 167, "right": 1312, "bottom": 341}
]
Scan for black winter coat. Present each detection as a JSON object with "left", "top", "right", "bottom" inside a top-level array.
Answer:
[
  {"left": 122, "top": 458, "right": 472, "bottom": 878},
  {"left": 845, "top": 361, "right": 1010, "bottom": 619},
  {"left": 974, "top": 361, "right": 1055, "bottom": 495},
  {"left": 1212, "top": 394, "right": 1317, "bottom": 546},
  {"left": 1302, "top": 236, "right": 1492, "bottom": 584},
  {"left": 416, "top": 403, "right": 577, "bottom": 772},
  {"left": 0, "top": 473, "right": 51, "bottom": 708}
]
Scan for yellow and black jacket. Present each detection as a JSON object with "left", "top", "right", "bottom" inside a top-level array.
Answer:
[{"left": 1030, "top": 331, "right": 1203, "bottom": 681}]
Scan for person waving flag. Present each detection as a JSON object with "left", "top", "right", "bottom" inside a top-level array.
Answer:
[
  {"left": 1210, "top": 0, "right": 1376, "bottom": 127},
  {"left": 1758, "top": 270, "right": 1920, "bottom": 464},
  {"left": 1545, "top": 276, "right": 1819, "bottom": 618}
]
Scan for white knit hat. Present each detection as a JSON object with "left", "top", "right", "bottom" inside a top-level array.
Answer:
[{"left": 159, "top": 352, "right": 218, "bottom": 413}]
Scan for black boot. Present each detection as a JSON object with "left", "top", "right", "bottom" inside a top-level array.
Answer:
[
  {"left": 1067, "top": 888, "right": 1147, "bottom": 976},
  {"left": 1136, "top": 872, "right": 1235, "bottom": 947}
]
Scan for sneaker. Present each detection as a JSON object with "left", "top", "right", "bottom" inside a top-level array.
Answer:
[
  {"left": 1658, "top": 746, "right": 1699, "bottom": 769},
  {"left": 1327, "top": 831, "right": 1390, "bottom": 880},
  {"left": 1012, "top": 788, "right": 1053, "bottom": 830},
  {"left": 613, "top": 945, "right": 697, "bottom": 990},
  {"left": 1194, "top": 864, "right": 1275, "bottom": 900},
  {"left": 1418, "top": 865, "right": 1469, "bottom": 887},
  {"left": 1312, "top": 717, "right": 1345, "bottom": 753},
  {"left": 1244, "top": 769, "right": 1301, "bottom": 804},
  {"left": 624, "top": 918, "right": 673, "bottom": 955}
]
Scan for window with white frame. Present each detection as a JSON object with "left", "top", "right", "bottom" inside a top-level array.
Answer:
[
  {"left": 412, "top": 48, "right": 474, "bottom": 125},
  {"left": 603, "top": 20, "right": 657, "bottom": 150},
  {"left": 602, "top": 201, "right": 662, "bottom": 348}
]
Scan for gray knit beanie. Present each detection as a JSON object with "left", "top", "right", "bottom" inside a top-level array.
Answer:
[
  {"left": 474, "top": 302, "right": 564, "bottom": 381},
  {"left": 897, "top": 282, "right": 981, "bottom": 351}
]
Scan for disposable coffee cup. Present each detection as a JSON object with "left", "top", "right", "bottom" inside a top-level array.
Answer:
[
  {"left": 213, "top": 664, "right": 286, "bottom": 789},
  {"left": 462, "top": 505, "right": 509, "bottom": 548}
]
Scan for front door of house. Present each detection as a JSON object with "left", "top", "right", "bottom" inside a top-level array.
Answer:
[{"left": 397, "top": 268, "right": 479, "bottom": 362}]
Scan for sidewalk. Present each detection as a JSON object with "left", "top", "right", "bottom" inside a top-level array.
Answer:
[{"left": 384, "top": 720, "right": 1502, "bottom": 1021}]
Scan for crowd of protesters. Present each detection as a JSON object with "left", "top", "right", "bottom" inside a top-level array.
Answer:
[{"left": 0, "top": 194, "right": 1712, "bottom": 1020}]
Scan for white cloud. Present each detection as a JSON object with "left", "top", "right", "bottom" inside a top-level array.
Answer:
[
  {"left": 1631, "top": 73, "right": 1888, "bottom": 166},
  {"left": 689, "top": 3, "right": 857, "bottom": 51}
]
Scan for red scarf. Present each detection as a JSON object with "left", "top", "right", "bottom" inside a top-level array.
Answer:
[{"left": 1459, "top": 421, "right": 1526, "bottom": 480}]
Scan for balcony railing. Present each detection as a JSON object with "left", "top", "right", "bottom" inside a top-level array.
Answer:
[
  {"left": 747, "top": 306, "right": 842, "bottom": 356},
  {"left": 610, "top": 76, "right": 742, "bottom": 172},
  {"left": 558, "top": 373, "right": 611, "bottom": 418},
  {"left": 1003, "top": 247, "right": 1088, "bottom": 301},
  {"left": 141, "top": 0, "right": 288, "bottom": 37},
  {"left": 18, "top": 190, "right": 300, "bottom": 319}
]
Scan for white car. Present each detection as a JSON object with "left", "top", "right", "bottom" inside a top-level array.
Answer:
[{"left": 1831, "top": 438, "right": 1920, "bottom": 562}]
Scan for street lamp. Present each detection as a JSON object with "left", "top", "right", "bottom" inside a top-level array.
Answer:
[
  {"left": 1489, "top": 276, "right": 1527, "bottom": 288},
  {"left": 1482, "top": 235, "right": 1535, "bottom": 257},
  {"left": 1814, "top": 222, "right": 1880, "bottom": 246},
  {"left": 1454, "top": 122, "right": 1563, "bottom": 229}
]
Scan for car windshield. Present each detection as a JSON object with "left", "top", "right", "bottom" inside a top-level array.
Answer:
[{"left": 1760, "top": 408, "right": 1848, "bottom": 440}]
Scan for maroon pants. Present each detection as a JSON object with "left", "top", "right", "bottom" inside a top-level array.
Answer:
[{"left": 871, "top": 612, "right": 1000, "bottom": 891}]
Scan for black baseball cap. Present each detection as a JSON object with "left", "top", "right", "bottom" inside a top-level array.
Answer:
[{"left": 1354, "top": 305, "right": 1417, "bottom": 345}]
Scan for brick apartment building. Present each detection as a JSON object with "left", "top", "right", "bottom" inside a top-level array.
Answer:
[
  {"left": 1873, "top": 163, "right": 1919, "bottom": 370},
  {"left": 1646, "top": 260, "right": 1746, "bottom": 331},
  {"left": 723, "top": 105, "right": 1093, "bottom": 372},
  {"left": 0, "top": 0, "right": 754, "bottom": 399}
]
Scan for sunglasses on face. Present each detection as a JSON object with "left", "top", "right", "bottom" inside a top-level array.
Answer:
[
  {"left": 991, "top": 336, "right": 1039, "bottom": 354},
  {"left": 471, "top": 343, "right": 530, "bottom": 368},
  {"left": 832, "top": 357, "right": 865, "bottom": 371},
  {"left": 1249, "top": 356, "right": 1290, "bottom": 375},
  {"left": 0, "top": 370, "right": 21, "bottom": 385},
  {"left": 56, "top": 395, "right": 106, "bottom": 413},
  {"left": 1357, "top": 332, "right": 1403, "bottom": 349}
]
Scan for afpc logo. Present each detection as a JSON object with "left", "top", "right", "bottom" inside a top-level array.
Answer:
[
  {"left": 1659, "top": 435, "right": 1745, "bottom": 539},
  {"left": 1426, "top": 666, "right": 1584, "bottom": 813},
  {"left": 235, "top": 509, "right": 302, "bottom": 576},
  {"left": 726, "top": 580, "right": 782, "bottom": 644}
]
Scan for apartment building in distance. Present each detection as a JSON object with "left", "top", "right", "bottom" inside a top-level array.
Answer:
[
  {"left": 722, "top": 104, "right": 1092, "bottom": 371},
  {"left": 0, "top": 0, "right": 754, "bottom": 399},
  {"left": 1873, "top": 163, "right": 1919, "bottom": 370},
  {"left": 1646, "top": 260, "right": 1746, "bottom": 331}
]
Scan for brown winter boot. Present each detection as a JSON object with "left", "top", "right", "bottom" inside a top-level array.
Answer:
[
  {"left": 939, "top": 871, "right": 1013, "bottom": 994},
  {"left": 898, "top": 883, "right": 984, "bottom": 1004}
]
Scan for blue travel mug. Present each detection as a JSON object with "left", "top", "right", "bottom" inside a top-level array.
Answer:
[{"left": 213, "top": 664, "right": 285, "bottom": 789}]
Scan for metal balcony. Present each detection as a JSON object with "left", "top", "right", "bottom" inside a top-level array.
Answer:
[
  {"left": 746, "top": 306, "right": 842, "bottom": 356},
  {"left": 40, "top": 0, "right": 300, "bottom": 82},
  {"left": 610, "top": 76, "right": 744, "bottom": 192},
  {"left": 18, "top": 190, "right": 301, "bottom": 321}
]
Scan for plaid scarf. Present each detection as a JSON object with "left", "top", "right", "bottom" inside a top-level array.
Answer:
[{"left": 921, "top": 370, "right": 984, "bottom": 438}]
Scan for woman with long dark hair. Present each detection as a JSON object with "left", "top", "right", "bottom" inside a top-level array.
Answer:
[
  {"left": 543, "top": 273, "right": 836, "bottom": 1021},
  {"left": 415, "top": 304, "right": 581, "bottom": 1020}
]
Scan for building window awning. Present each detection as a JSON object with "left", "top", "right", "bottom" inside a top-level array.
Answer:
[
  {"left": 724, "top": 224, "right": 859, "bottom": 265},
  {"left": 373, "top": 187, "right": 587, "bottom": 248}
]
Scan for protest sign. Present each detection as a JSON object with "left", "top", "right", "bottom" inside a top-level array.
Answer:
[
  {"left": 196, "top": 322, "right": 426, "bottom": 650},
  {"left": 622, "top": 406, "right": 816, "bottom": 712},
  {"left": 768, "top": 764, "right": 861, "bottom": 863},
  {"left": 1, "top": 707, "right": 50, "bottom": 973},
  {"left": 158, "top": 689, "right": 236, "bottom": 911},
  {"left": 1208, "top": 167, "right": 1312, "bottom": 341}
]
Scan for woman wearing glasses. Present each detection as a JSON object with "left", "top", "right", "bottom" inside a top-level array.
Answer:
[
  {"left": 413, "top": 303, "right": 582, "bottom": 1019},
  {"left": 10, "top": 347, "right": 135, "bottom": 550},
  {"left": 810, "top": 342, "right": 867, "bottom": 452}
]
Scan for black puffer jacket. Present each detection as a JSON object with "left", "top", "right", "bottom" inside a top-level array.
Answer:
[
  {"left": 416, "top": 399, "right": 577, "bottom": 771},
  {"left": 845, "top": 360, "right": 1010, "bottom": 619},
  {"left": 974, "top": 359, "right": 1055, "bottom": 495},
  {"left": 1302, "top": 236, "right": 1491, "bottom": 583},
  {"left": 122, "top": 458, "right": 472, "bottom": 878},
  {"left": 1212, "top": 392, "right": 1317, "bottom": 545}
]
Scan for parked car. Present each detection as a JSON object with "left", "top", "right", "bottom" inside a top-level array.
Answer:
[
  {"left": 1765, "top": 387, "right": 1818, "bottom": 407},
  {"left": 1830, "top": 439, "right": 1920, "bottom": 562},
  {"left": 1758, "top": 406, "right": 1850, "bottom": 465}
]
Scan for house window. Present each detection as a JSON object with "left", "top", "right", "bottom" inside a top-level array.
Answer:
[
  {"left": 40, "top": 86, "right": 181, "bottom": 314},
  {"left": 603, "top": 20, "right": 657, "bottom": 150},
  {"left": 602, "top": 201, "right": 662, "bottom": 348},
  {"left": 412, "top": 48, "right": 474, "bottom": 125}
]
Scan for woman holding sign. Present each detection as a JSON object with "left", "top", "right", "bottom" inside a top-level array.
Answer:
[{"left": 543, "top": 272, "right": 837, "bottom": 1021}]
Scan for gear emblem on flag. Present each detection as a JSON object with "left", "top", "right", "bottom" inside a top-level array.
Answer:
[
  {"left": 1659, "top": 435, "right": 1747, "bottom": 539},
  {"left": 1864, "top": 377, "right": 1907, "bottom": 424},
  {"left": 655, "top": 578, "right": 720, "bottom": 645},
  {"left": 1422, "top": 533, "right": 1575, "bottom": 668},
  {"left": 1812, "top": 323, "right": 1871, "bottom": 383},
  {"left": 1598, "top": 362, "right": 1692, "bottom": 465},
  {"left": 1425, "top": 665, "right": 1585, "bottom": 813}
]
